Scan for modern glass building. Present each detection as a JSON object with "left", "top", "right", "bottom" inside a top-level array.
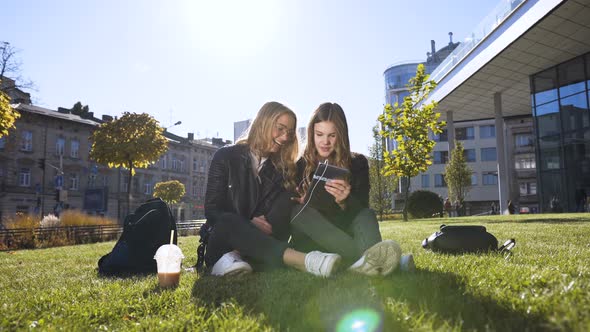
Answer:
[
  {"left": 531, "top": 52, "right": 590, "bottom": 212},
  {"left": 421, "top": 0, "right": 590, "bottom": 213}
]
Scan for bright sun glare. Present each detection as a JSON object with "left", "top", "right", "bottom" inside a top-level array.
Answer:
[{"left": 184, "top": 0, "right": 280, "bottom": 57}]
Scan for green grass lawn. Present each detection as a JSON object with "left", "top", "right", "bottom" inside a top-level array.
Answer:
[{"left": 2, "top": 213, "right": 590, "bottom": 331}]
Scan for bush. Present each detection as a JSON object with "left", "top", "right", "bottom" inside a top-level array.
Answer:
[
  {"left": 407, "top": 190, "right": 443, "bottom": 219},
  {"left": 1, "top": 210, "right": 119, "bottom": 250}
]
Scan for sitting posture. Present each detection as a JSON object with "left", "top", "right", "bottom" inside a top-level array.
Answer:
[
  {"left": 291, "top": 102, "right": 414, "bottom": 276},
  {"left": 203, "top": 101, "right": 341, "bottom": 277}
]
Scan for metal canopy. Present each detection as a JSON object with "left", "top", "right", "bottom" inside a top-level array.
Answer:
[{"left": 433, "top": 0, "right": 590, "bottom": 121}]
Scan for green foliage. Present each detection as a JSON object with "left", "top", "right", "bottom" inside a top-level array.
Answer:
[
  {"left": 153, "top": 180, "right": 186, "bottom": 204},
  {"left": 445, "top": 140, "right": 472, "bottom": 205},
  {"left": 368, "top": 124, "right": 396, "bottom": 221},
  {"left": 0, "top": 87, "right": 19, "bottom": 138},
  {"left": 90, "top": 112, "right": 168, "bottom": 172},
  {"left": 90, "top": 112, "right": 168, "bottom": 210},
  {"left": 406, "top": 190, "right": 443, "bottom": 218},
  {"left": 378, "top": 64, "right": 446, "bottom": 221},
  {"left": 70, "top": 101, "right": 90, "bottom": 116},
  {"left": 2, "top": 215, "right": 590, "bottom": 331}
]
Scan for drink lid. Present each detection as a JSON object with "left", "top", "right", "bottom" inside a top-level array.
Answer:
[{"left": 154, "top": 244, "right": 184, "bottom": 259}]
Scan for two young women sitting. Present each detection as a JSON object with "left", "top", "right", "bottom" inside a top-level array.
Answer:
[{"left": 203, "top": 101, "right": 414, "bottom": 278}]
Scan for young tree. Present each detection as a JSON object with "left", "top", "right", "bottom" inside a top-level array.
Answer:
[
  {"left": 0, "top": 87, "right": 19, "bottom": 138},
  {"left": 153, "top": 180, "right": 186, "bottom": 205},
  {"left": 378, "top": 64, "right": 445, "bottom": 221},
  {"left": 90, "top": 112, "right": 168, "bottom": 213},
  {"left": 368, "top": 124, "right": 395, "bottom": 221},
  {"left": 445, "top": 140, "right": 472, "bottom": 215}
]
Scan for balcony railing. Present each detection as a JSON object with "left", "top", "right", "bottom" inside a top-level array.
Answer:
[{"left": 429, "top": 0, "right": 526, "bottom": 84}]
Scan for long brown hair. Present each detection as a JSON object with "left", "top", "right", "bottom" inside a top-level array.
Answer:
[
  {"left": 236, "top": 101, "right": 299, "bottom": 191},
  {"left": 301, "top": 102, "right": 352, "bottom": 194}
]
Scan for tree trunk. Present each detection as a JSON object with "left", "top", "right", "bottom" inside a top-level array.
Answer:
[
  {"left": 402, "top": 176, "right": 410, "bottom": 221},
  {"left": 127, "top": 164, "right": 133, "bottom": 215}
]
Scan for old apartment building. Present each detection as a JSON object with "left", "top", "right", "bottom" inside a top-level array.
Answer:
[{"left": 0, "top": 103, "right": 223, "bottom": 222}]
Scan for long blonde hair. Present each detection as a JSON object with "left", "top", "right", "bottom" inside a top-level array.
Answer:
[
  {"left": 237, "top": 101, "right": 299, "bottom": 191},
  {"left": 301, "top": 102, "right": 352, "bottom": 194}
]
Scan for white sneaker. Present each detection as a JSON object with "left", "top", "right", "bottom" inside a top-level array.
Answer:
[
  {"left": 400, "top": 254, "right": 416, "bottom": 272},
  {"left": 349, "top": 240, "right": 402, "bottom": 276},
  {"left": 304, "top": 251, "right": 341, "bottom": 277},
  {"left": 210, "top": 251, "right": 253, "bottom": 276}
]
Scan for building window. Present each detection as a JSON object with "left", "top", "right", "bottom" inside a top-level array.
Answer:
[
  {"left": 0, "top": 136, "right": 6, "bottom": 150},
  {"left": 56, "top": 137, "right": 65, "bottom": 155},
  {"left": 480, "top": 125, "right": 496, "bottom": 138},
  {"left": 433, "top": 129, "right": 448, "bottom": 142},
  {"left": 193, "top": 158, "right": 198, "bottom": 172},
  {"left": 19, "top": 168, "right": 31, "bottom": 187},
  {"left": 101, "top": 175, "right": 109, "bottom": 187},
  {"left": 482, "top": 172, "right": 498, "bottom": 185},
  {"left": 471, "top": 173, "right": 478, "bottom": 185},
  {"left": 69, "top": 173, "right": 79, "bottom": 190},
  {"left": 144, "top": 182, "right": 152, "bottom": 195},
  {"left": 515, "top": 134, "right": 534, "bottom": 147},
  {"left": 464, "top": 149, "right": 476, "bottom": 162},
  {"left": 515, "top": 154, "right": 536, "bottom": 169},
  {"left": 71, "top": 140, "right": 80, "bottom": 158},
  {"left": 121, "top": 175, "right": 129, "bottom": 192},
  {"left": 433, "top": 151, "right": 448, "bottom": 164},
  {"left": 481, "top": 147, "right": 497, "bottom": 161},
  {"left": 192, "top": 183, "right": 198, "bottom": 197},
  {"left": 180, "top": 160, "right": 185, "bottom": 172},
  {"left": 160, "top": 156, "right": 167, "bottom": 169},
  {"left": 21, "top": 131, "right": 33, "bottom": 151},
  {"left": 434, "top": 174, "right": 446, "bottom": 187},
  {"left": 172, "top": 158, "right": 181, "bottom": 171},
  {"left": 519, "top": 182, "right": 537, "bottom": 196},
  {"left": 421, "top": 174, "right": 429, "bottom": 188},
  {"left": 455, "top": 127, "right": 474, "bottom": 140}
]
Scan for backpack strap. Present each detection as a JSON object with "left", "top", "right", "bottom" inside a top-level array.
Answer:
[
  {"left": 195, "top": 223, "right": 213, "bottom": 273},
  {"left": 499, "top": 238, "right": 516, "bottom": 253}
]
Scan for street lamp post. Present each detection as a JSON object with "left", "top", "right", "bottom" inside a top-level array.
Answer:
[{"left": 164, "top": 121, "right": 182, "bottom": 131}]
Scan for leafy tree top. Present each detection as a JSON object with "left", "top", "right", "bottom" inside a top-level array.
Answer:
[
  {"left": 89, "top": 112, "right": 168, "bottom": 174},
  {"left": 153, "top": 180, "right": 186, "bottom": 205},
  {"left": 445, "top": 140, "right": 472, "bottom": 203},
  {"left": 378, "top": 64, "right": 446, "bottom": 179},
  {"left": 0, "top": 87, "right": 19, "bottom": 138}
]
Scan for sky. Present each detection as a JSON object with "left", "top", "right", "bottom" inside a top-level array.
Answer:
[{"left": 1, "top": 0, "right": 500, "bottom": 154}]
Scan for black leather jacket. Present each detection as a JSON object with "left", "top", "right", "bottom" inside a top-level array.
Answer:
[{"left": 204, "top": 144, "right": 286, "bottom": 226}]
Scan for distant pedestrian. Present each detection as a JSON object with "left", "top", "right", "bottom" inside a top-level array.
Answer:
[
  {"left": 490, "top": 202, "right": 497, "bottom": 215},
  {"left": 507, "top": 200, "right": 515, "bottom": 215},
  {"left": 454, "top": 200, "right": 461, "bottom": 217},
  {"left": 444, "top": 198, "right": 452, "bottom": 217},
  {"left": 575, "top": 188, "right": 587, "bottom": 212}
]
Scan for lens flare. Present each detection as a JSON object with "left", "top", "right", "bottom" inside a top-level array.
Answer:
[{"left": 336, "top": 309, "right": 382, "bottom": 332}]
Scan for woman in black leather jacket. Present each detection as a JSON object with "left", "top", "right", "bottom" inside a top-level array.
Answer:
[
  {"left": 202, "top": 101, "right": 341, "bottom": 277},
  {"left": 291, "top": 102, "right": 415, "bottom": 276}
]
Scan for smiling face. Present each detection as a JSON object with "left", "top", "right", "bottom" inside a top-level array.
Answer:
[
  {"left": 313, "top": 121, "right": 338, "bottom": 159},
  {"left": 269, "top": 113, "right": 295, "bottom": 154}
]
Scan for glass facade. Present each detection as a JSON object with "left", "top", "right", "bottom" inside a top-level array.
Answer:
[
  {"left": 384, "top": 63, "right": 421, "bottom": 92},
  {"left": 531, "top": 52, "right": 590, "bottom": 212}
]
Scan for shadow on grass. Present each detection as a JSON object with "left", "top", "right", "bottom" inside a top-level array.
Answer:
[{"left": 191, "top": 267, "right": 550, "bottom": 331}]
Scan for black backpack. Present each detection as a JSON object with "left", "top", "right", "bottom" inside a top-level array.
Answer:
[
  {"left": 422, "top": 224, "right": 515, "bottom": 254},
  {"left": 98, "top": 198, "right": 178, "bottom": 276}
]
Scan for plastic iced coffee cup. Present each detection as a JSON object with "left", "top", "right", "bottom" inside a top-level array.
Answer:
[{"left": 154, "top": 244, "right": 184, "bottom": 288}]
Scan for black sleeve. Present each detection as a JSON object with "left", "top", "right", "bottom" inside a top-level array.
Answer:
[
  {"left": 204, "top": 148, "right": 230, "bottom": 226},
  {"left": 345, "top": 154, "right": 370, "bottom": 215}
]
